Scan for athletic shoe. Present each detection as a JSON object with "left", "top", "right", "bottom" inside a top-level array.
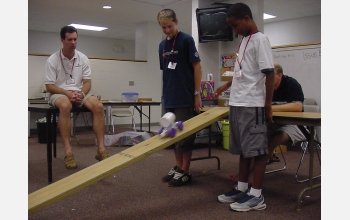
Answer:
[
  {"left": 218, "top": 188, "right": 248, "bottom": 203},
  {"left": 168, "top": 169, "right": 192, "bottom": 187},
  {"left": 230, "top": 194, "right": 267, "bottom": 212},
  {"left": 162, "top": 165, "right": 178, "bottom": 182}
]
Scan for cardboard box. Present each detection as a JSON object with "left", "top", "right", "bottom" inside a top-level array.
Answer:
[
  {"left": 138, "top": 98, "right": 152, "bottom": 102},
  {"left": 221, "top": 67, "right": 234, "bottom": 81},
  {"left": 221, "top": 75, "right": 233, "bottom": 81},
  {"left": 200, "top": 80, "right": 215, "bottom": 100},
  {"left": 221, "top": 67, "right": 234, "bottom": 74},
  {"left": 218, "top": 98, "right": 229, "bottom": 107}
]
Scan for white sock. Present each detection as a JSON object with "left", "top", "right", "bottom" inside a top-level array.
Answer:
[
  {"left": 237, "top": 182, "right": 248, "bottom": 192},
  {"left": 249, "top": 187, "right": 261, "bottom": 197}
]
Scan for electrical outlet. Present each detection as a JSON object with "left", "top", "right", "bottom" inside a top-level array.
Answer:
[{"left": 129, "top": 81, "right": 134, "bottom": 86}]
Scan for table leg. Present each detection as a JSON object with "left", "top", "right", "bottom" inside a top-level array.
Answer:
[
  {"left": 148, "top": 105, "right": 151, "bottom": 132},
  {"left": 296, "top": 126, "right": 321, "bottom": 211},
  {"left": 134, "top": 106, "right": 143, "bottom": 132},
  {"left": 191, "top": 124, "right": 220, "bottom": 170},
  {"left": 69, "top": 113, "right": 80, "bottom": 145},
  {"left": 140, "top": 106, "right": 143, "bottom": 131},
  {"left": 28, "top": 111, "right": 30, "bottom": 137},
  {"left": 133, "top": 105, "right": 153, "bottom": 132},
  {"left": 70, "top": 112, "right": 74, "bottom": 136},
  {"left": 53, "top": 112, "right": 57, "bottom": 158},
  {"left": 46, "top": 111, "right": 53, "bottom": 184},
  {"left": 105, "top": 106, "right": 111, "bottom": 133}
]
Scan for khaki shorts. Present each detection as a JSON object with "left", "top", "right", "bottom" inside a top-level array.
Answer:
[
  {"left": 267, "top": 124, "right": 306, "bottom": 145},
  {"left": 49, "top": 92, "right": 92, "bottom": 108}
]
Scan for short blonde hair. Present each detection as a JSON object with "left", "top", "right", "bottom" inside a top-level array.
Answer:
[
  {"left": 274, "top": 63, "right": 283, "bottom": 75},
  {"left": 157, "top": 9, "right": 177, "bottom": 23}
]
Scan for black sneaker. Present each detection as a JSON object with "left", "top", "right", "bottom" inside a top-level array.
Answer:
[
  {"left": 168, "top": 169, "right": 192, "bottom": 187},
  {"left": 162, "top": 166, "right": 178, "bottom": 182}
]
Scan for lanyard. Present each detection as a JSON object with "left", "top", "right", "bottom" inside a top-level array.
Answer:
[
  {"left": 163, "top": 31, "right": 179, "bottom": 62},
  {"left": 60, "top": 49, "right": 76, "bottom": 78},
  {"left": 236, "top": 26, "right": 258, "bottom": 70}
]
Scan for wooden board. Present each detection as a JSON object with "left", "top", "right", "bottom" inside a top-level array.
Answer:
[
  {"left": 28, "top": 107, "right": 229, "bottom": 214},
  {"left": 138, "top": 98, "right": 152, "bottom": 102}
]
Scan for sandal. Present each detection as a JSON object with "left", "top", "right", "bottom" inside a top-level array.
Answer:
[
  {"left": 95, "top": 150, "right": 109, "bottom": 161},
  {"left": 64, "top": 152, "right": 78, "bottom": 169}
]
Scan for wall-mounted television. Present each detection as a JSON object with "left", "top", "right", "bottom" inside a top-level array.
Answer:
[{"left": 196, "top": 4, "right": 233, "bottom": 43}]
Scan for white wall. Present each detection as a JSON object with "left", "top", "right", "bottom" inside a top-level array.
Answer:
[
  {"left": 28, "top": 12, "right": 320, "bottom": 130},
  {"left": 28, "top": 30, "right": 136, "bottom": 60},
  {"left": 264, "top": 15, "right": 321, "bottom": 46}
]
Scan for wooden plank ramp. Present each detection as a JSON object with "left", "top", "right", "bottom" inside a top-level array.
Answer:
[{"left": 28, "top": 107, "right": 229, "bottom": 214}]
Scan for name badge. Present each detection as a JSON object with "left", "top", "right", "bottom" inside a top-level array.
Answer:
[
  {"left": 235, "top": 70, "right": 242, "bottom": 79},
  {"left": 168, "top": 62, "right": 177, "bottom": 69},
  {"left": 66, "top": 78, "right": 75, "bottom": 84}
]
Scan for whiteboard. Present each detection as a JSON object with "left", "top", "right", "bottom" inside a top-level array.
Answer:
[{"left": 272, "top": 44, "right": 321, "bottom": 110}]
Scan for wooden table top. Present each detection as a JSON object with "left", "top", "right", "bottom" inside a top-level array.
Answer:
[
  {"left": 28, "top": 99, "right": 161, "bottom": 105},
  {"left": 201, "top": 106, "right": 321, "bottom": 126}
]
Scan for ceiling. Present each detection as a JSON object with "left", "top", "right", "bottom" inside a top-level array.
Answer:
[{"left": 28, "top": 0, "right": 321, "bottom": 41}]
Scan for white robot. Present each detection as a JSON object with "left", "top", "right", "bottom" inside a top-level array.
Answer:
[{"left": 157, "top": 112, "right": 184, "bottom": 138}]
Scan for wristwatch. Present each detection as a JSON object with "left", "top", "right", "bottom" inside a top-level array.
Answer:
[{"left": 194, "top": 91, "right": 200, "bottom": 96}]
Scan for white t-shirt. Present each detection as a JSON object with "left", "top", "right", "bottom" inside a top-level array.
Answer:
[
  {"left": 229, "top": 32, "right": 274, "bottom": 107},
  {"left": 45, "top": 49, "right": 91, "bottom": 91}
]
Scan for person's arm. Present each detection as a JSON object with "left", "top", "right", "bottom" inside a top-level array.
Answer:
[
  {"left": 265, "top": 71, "right": 275, "bottom": 123},
  {"left": 193, "top": 61, "right": 202, "bottom": 114},
  {"left": 79, "top": 56, "right": 92, "bottom": 99},
  {"left": 79, "top": 79, "right": 91, "bottom": 99},
  {"left": 272, "top": 102, "right": 303, "bottom": 112},
  {"left": 213, "top": 81, "right": 232, "bottom": 99}
]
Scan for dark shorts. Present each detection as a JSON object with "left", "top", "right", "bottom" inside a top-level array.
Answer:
[
  {"left": 165, "top": 108, "right": 196, "bottom": 152},
  {"left": 229, "top": 106, "right": 269, "bottom": 158}
]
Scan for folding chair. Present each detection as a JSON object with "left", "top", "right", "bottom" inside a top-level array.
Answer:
[
  {"left": 109, "top": 106, "right": 136, "bottom": 133},
  {"left": 265, "top": 145, "right": 287, "bottom": 174}
]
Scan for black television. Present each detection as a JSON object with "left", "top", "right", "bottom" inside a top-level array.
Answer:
[{"left": 196, "top": 4, "right": 233, "bottom": 43}]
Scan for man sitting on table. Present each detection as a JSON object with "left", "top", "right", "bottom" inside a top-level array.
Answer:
[
  {"left": 225, "top": 63, "right": 306, "bottom": 189},
  {"left": 44, "top": 25, "right": 108, "bottom": 169}
]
